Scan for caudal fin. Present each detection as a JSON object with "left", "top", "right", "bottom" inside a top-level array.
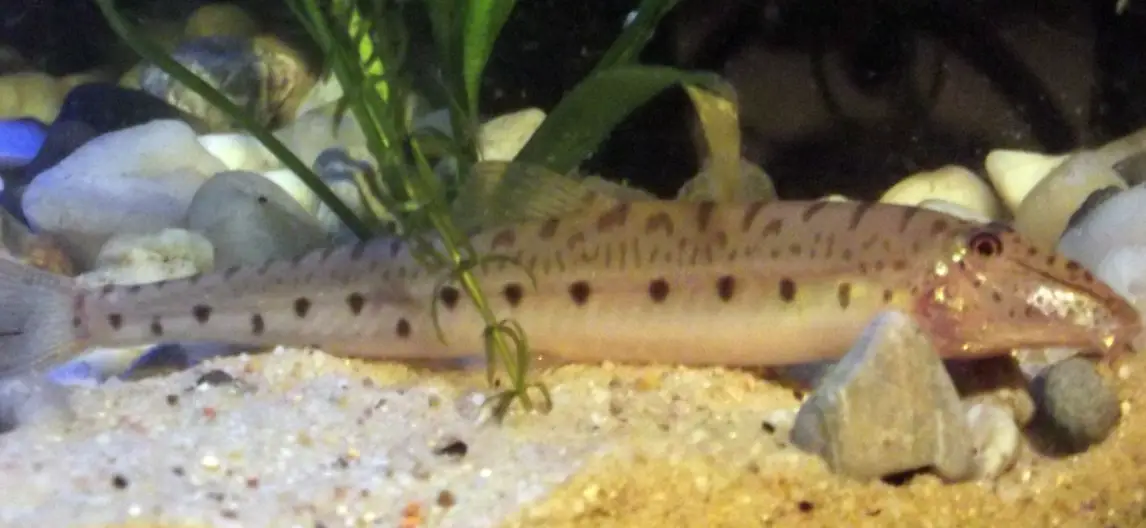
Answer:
[{"left": 0, "top": 256, "right": 79, "bottom": 378}]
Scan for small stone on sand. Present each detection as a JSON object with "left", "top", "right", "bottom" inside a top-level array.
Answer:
[
  {"left": 790, "top": 311, "right": 974, "bottom": 481},
  {"left": 1032, "top": 357, "right": 1122, "bottom": 452}
]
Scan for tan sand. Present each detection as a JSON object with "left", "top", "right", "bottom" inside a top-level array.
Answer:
[{"left": 1, "top": 346, "right": 1142, "bottom": 527}]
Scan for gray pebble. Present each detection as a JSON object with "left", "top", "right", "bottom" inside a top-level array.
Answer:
[
  {"left": 1031, "top": 357, "right": 1121, "bottom": 452},
  {"left": 790, "top": 311, "right": 974, "bottom": 481},
  {"left": 187, "top": 170, "right": 331, "bottom": 268}
]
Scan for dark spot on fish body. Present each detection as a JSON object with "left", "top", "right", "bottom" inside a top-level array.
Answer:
[
  {"left": 503, "top": 282, "right": 524, "bottom": 307},
  {"left": 991, "top": 291, "right": 1003, "bottom": 302},
  {"left": 800, "top": 201, "right": 829, "bottom": 222},
  {"left": 251, "top": 313, "right": 265, "bottom": 335},
  {"left": 716, "top": 275, "right": 736, "bottom": 301},
  {"left": 150, "top": 316, "right": 163, "bottom": 337},
  {"left": 347, "top": 292, "right": 366, "bottom": 315},
  {"left": 789, "top": 243, "right": 801, "bottom": 257},
  {"left": 566, "top": 232, "right": 586, "bottom": 251},
  {"left": 396, "top": 318, "right": 411, "bottom": 338},
  {"left": 899, "top": 207, "right": 920, "bottom": 232},
  {"left": 438, "top": 286, "right": 460, "bottom": 311},
  {"left": 126, "top": 284, "right": 143, "bottom": 294},
  {"left": 101, "top": 284, "right": 116, "bottom": 296},
  {"left": 350, "top": 240, "right": 368, "bottom": 261},
  {"left": 713, "top": 231, "right": 728, "bottom": 249},
  {"left": 892, "top": 259, "right": 907, "bottom": 271},
  {"left": 761, "top": 219, "right": 783, "bottom": 237},
  {"left": 597, "top": 203, "right": 632, "bottom": 233},
  {"left": 648, "top": 278, "right": 670, "bottom": 303},
  {"left": 1046, "top": 255, "right": 1057, "bottom": 267},
  {"left": 837, "top": 283, "right": 851, "bottom": 309},
  {"left": 779, "top": 279, "right": 796, "bottom": 302},
  {"left": 841, "top": 248, "right": 853, "bottom": 261},
  {"left": 389, "top": 239, "right": 403, "bottom": 258},
  {"left": 645, "top": 212, "right": 675, "bottom": 236},
  {"left": 569, "top": 280, "right": 591, "bottom": 305},
  {"left": 192, "top": 305, "right": 212, "bottom": 324},
  {"left": 741, "top": 201, "right": 766, "bottom": 232},
  {"left": 294, "top": 298, "right": 312, "bottom": 318},
  {"left": 223, "top": 266, "right": 242, "bottom": 280},
  {"left": 539, "top": 217, "right": 560, "bottom": 239},
  {"left": 108, "top": 313, "right": 123, "bottom": 330},
  {"left": 883, "top": 289, "right": 894, "bottom": 303},
  {"left": 930, "top": 219, "right": 949, "bottom": 236},
  {"left": 490, "top": 228, "right": 516, "bottom": 250},
  {"left": 848, "top": 202, "right": 874, "bottom": 230},
  {"left": 72, "top": 316, "right": 82, "bottom": 328},
  {"left": 696, "top": 201, "right": 716, "bottom": 232}
]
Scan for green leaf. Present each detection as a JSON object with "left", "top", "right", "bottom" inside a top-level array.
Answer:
[
  {"left": 515, "top": 65, "right": 723, "bottom": 174},
  {"left": 592, "top": 0, "right": 684, "bottom": 74},
  {"left": 462, "top": 0, "right": 517, "bottom": 119}
]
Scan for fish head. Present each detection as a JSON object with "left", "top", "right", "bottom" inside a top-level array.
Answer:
[{"left": 914, "top": 221, "right": 1142, "bottom": 359}]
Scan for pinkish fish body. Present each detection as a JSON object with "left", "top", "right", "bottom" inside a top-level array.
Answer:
[{"left": 0, "top": 199, "right": 1140, "bottom": 377}]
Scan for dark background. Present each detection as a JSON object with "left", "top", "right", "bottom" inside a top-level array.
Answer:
[{"left": 4, "top": 0, "right": 1145, "bottom": 200}]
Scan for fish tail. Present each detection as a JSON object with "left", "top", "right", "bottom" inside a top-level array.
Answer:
[{"left": 0, "top": 257, "right": 81, "bottom": 378}]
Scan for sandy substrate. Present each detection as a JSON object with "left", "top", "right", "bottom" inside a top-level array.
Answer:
[{"left": 0, "top": 346, "right": 1144, "bottom": 528}]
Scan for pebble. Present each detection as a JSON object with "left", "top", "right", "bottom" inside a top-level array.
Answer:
[
  {"left": 0, "top": 119, "right": 44, "bottom": 168},
  {"left": 183, "top": 2, "right": 260, "bottom": 39},
  {"left": 984, "top": 149, "right": 1069, "bottom": 212},
  {"left": 965, "top": 403, "right": 1022, "bottom": 480},
  {"left": 1031, "top": 357, "right": 1122, "bottom": 453},
  {"left": 139, "top": 35, "right": 314, "bottom": 132},
  {"left": 790, "top": 311, "right": 974, "bottom": 481},
  {"left": 1064, "top": 185, "right": 1122, "bottom": 234},
  {"left": 1013, "top": 150, "right": 1127, "bottom": 250},
  {"left": 1112, "top": 150, "right": 1146, "bottom": 185},
  {"left": 186, "top": 170, "right": 329, "bottom": 268},
  {"left": 274, "top": 102, "right": 369, "bottom": 169},
  {"left": 22, "top": 119, "right": 224, "bottom": 266},
  {"left": 197, "top": 131, "right": 278, "bottom": 172},
  {"left": 0, "top": 206, "right": 74, "bottom": 276},
  {"left": 55, "top": 83, "right": 188, "bottom": 136},
  {"left": 477, "top": 107, "right": 546, "bottom": 162},
  {"left": 1058, "top": 183, "right": 1146, "bottom": 297},
  {"left": 881, "top": 165, "right": 1002, "bottom": 221},
  {"left": 79, "top": 228, "right": 214, "bottom": 286},
  {"left": 0, "top": 374, "right": 74, "bottom": 433},
  {"left": 0, "top": 71, "right": 102, "bottom": 123},
  {"left": 916, "top": 199, "right": 992, "bottom": 223}
]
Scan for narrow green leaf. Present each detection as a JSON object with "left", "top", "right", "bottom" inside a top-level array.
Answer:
[
  {"left": 515, "top": 65, "right": 723, "bottom": 174},
  {"left": 592, "top": 0, "right": 684, "bottom": 74},
  {"left": 462, "top": 0, "right": 516, "bottom": 118}
]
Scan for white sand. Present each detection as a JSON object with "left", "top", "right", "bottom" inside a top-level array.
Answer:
[{"left": 0, "top": 347, "right": 799, "bottom": 527}]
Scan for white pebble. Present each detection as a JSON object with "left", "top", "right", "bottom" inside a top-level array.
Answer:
[
  {"left": 881, "top": 165, "right": 1002, "bottom": 221},
  {"left": 985, "top": 149, "right": 1069, "bottom": 213},
  {"left": 966, "top": 403, "right": 1021, "bottom": 480},
  {"left": 197, "top": 132, "right": 277, "bottom": 172}
]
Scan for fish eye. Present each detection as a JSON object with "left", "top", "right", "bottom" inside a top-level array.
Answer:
[{"left": 968, "top": 230, "right": 1003, "bottom": 257}]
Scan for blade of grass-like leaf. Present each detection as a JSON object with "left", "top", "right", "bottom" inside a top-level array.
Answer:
[
  {"left": 515, "top": 65, "right": 723, "bottom": 174},
  {"left": 683, "top": 80, "right": 742, "bottom": 202},
  {"left": 462, "top": 0, "right": 516, "bottom": 120},
  {"left": 592, "top": 0, "right": 684, "bottom": 73}
]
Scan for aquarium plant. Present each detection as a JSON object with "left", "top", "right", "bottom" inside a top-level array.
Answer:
[{"left": 94, "top": 0, "right": 742, "bottom": 420}]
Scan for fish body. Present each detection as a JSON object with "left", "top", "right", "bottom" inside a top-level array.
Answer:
[{"left": 0, "top": 199, "right": 1139, "bottom": 377}]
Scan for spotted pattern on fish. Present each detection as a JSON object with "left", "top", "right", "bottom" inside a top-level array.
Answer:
[{"left": 0, "top": 199, "right": 1133, "bottom": 380}]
